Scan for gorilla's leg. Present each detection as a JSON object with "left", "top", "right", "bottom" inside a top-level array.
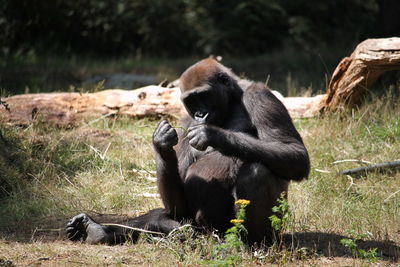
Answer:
[
  {"left": 66, "top": 208, "right": 181, "bottom": 245},
  {"left": 235, "top": 163, "right": 289, "bottom": 246}
]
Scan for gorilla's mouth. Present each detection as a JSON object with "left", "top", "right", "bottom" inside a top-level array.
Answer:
[{"left": 194, "top": 111, "right": 209, "bottom": 123}]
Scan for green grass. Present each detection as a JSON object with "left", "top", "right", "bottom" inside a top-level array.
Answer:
[{"left": 0, "top": 90, "right": 399, "bottom": 265}]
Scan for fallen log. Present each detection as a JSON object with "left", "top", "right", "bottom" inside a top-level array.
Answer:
[
  {"left": 0, "top": 86, "right": 183, "bottom": 126},
  {"left": 0, "top": 85, "right": 323, "bottom": 126},
  {"left": 320, "top": 37, "right": 400, "bottom": 112}
]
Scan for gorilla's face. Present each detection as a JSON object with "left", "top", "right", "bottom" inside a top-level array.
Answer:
[{"left": 181, "top": 83, "right": 229, "bottom": 126}]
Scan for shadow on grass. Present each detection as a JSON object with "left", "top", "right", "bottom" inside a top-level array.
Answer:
[
  {"left": 283, "top": 231, "right": 399, "bottom": 262},
  {"left": 0, "top": 124, "right": 102, "bottom": 238}
]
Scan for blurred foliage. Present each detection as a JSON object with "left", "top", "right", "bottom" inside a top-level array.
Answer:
[{"left": 0, "top": 0, "right": 399, "bottom": 57}]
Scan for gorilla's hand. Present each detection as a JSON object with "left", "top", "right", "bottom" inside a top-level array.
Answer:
[
  {"left": 153, "top": 120, "right": 178, "bottom": 151},
  {"left": 187, "top": 124, "right": 219, "bottom": 151}
]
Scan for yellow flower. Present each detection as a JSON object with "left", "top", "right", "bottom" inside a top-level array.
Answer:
[
  {"left": 235, "top": 199, "right": 250, "bottom": 206},
  {"left": 230, "top": 219, "right": 244, "bottom": 224}
]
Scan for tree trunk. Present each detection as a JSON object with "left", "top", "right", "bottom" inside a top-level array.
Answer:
[{"left": 320, "top": 37, "right": 400, "bottom": 112}]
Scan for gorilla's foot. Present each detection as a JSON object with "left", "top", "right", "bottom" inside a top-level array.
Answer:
[{"left": 66, "top": 213, "right": 109, "bottom": 244}]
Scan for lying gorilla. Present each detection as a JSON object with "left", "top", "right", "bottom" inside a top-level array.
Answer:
[{"left": 66, "top": 58, "right": 310, "bottom": 246}]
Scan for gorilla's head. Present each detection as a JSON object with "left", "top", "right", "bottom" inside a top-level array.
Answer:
[{"left": 179, "top": 58, "right": 242, "bottom": 126}]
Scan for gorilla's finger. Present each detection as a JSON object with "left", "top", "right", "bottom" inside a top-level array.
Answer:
[
  {"left": 157, "top": 121, "right": 171, "bottom": 133},
  {"left": 166, "top": 127, "right": 177, "bottom": 134},
  {"left": 188, "top": 136, "right": 198, "bottom": 145},
  {"left": 187, "top": 124, "right": 203, "bottom": 132},
  {"left": 157, "top": 120, "right": 168, "bottom": 127},
  {"left": 186, "top": 130, "right": 196, "bottom": 140},
  {"left": 154, "top": 120, "right": 169, "bottom": 135}
]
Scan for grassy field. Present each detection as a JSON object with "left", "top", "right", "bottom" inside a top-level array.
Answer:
[{"left": 0, "top": 88, "right": 399, "bottom": 266}]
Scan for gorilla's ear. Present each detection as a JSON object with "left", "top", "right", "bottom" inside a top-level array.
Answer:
[{"left": 217, "top": 72, "right": 230, "bottom": 86}]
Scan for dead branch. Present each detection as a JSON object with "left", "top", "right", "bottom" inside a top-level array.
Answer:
[{"left": 339, "top": 160, "right": 400, "bottom": 175}]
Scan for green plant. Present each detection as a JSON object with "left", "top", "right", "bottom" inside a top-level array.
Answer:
[
  {"left": 340, "top": 231, "right": 379, "bottom": 263},
  {"left": 205, "top": 199, "right": 250, "bottom": 267},
  {"left": 269, "top": 193, "right": 292, "bottom": 232},
  {"left": 267, "top": 193, "right": 297, "bottom": 264}
]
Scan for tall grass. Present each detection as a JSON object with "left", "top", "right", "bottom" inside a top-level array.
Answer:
[{"left": 290, "top": 92, "right": 400, "bottom": 240}]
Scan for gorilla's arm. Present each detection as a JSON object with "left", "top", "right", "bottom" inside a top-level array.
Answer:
[
  {"left": 153, "top": 121, "right": 186, "bottom": 219},
  {"left": 187, "top": 84, "right": 310, "bottom": 181}
]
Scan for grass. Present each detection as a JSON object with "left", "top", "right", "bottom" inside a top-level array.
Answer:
[
  {"left": 291, "top": 94, "right": 400, "bottom": 237},
  {"left": 0, "top": 87, "right": 399, "bottom": 265}
]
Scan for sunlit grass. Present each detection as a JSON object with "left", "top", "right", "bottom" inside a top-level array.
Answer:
[{"left": 290, "top": 93, "right": 400, "bottom": 241}]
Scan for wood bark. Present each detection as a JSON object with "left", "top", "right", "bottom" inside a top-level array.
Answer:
[
  {"left": 320, "top": 37, "right": 400, "bottom": 112},
  {"left": 0, "top": 86, "right": 184, "bottom": 126}
]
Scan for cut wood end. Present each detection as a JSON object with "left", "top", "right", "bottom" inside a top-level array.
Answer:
[{"left": 320, "top": 37, "right": 400, "bottom": 113}]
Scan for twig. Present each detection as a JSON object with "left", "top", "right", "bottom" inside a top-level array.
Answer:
[
  {"left": 31, "top": 227, "right": 38, "bottom": 241},
  {"left": 332, "top": 159, "right": 373, "bottom": 165},
  {"left": 101, "top": 223, "right": 164, "bottom": 235},
  {"left": 87, "top": 112, "right": 117, "bottom": 125},
  {"left": 134, "top": 193, "right": 160, "bottom": 198},
  {"left": 129, "top": 168, "right": 157, "bottom": 182},
  {"left": 339, "top": 160, "right": 400, "bottom": 175},
  {"left": 345, "top": 175, "right": 355, "bottom": 192},
  {"left": 384, "top": 189, "right": 400, "bottom": 202},
  {"left": 315, "top": 168, "right": 331, "bottom": 173},
  {"left": 145, "top": 176, "right": 157, "bottom": 182},
  {"left": 265, "top": 74, "right": 271, "bottom": 87},
  {"left": 34, "top": 228, "right": 64, "bottom": 232},
  {"left": 156, "top": 224, "right": 193, "bottom": 245},
  {"left": 87, "top": 144, "right": 109, "bottom": 160},
  {"left": 144, "top": 186, "right": 158, "bottom": 190},
  {"left": 103, "top": 142, "right": 111, "bottom": 158},
  {"left": 166, "top": 224, "right": 193, "bottom": 238},
  {"left": 131, "top": 168, "right": 156, "bottom": 175},
  {"left": 172, "top": 125, "right": 188, "bottom": 136}
]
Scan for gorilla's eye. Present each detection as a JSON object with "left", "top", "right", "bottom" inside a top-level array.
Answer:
[
  {"left": 194, "top": 111, "right": 208, "bottom": 119},
  {"left": 194, "top": 111, "right": 209, "bottom": 123}
]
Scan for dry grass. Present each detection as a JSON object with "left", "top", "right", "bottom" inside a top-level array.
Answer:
[
  {"left": 0, "top": 92, "right": 399, "bottom": 266},
  {"left": 2, "top": 240, "right": 395, "bottom": 267}
]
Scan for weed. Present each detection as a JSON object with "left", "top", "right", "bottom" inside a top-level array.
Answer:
[
  {"left": 269, "top": 193, "right": 292, "bottom": 233},
  {"left": 205, "top": 199, "right": 250, "bottom": 267},
  {"left": 340, "top": 231, "right": 379, "bottom": 263},
  {"left": 267, "top": 193, "right": 308, "bottom": 265}
]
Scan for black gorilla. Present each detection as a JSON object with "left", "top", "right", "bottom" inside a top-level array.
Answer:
[{"left": 66, "top": 58, "right": 310, "bottom": 245}]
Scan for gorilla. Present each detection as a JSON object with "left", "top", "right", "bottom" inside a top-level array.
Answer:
[{"left": 66, "top": 58, "right": 310, "bottom": 246}]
